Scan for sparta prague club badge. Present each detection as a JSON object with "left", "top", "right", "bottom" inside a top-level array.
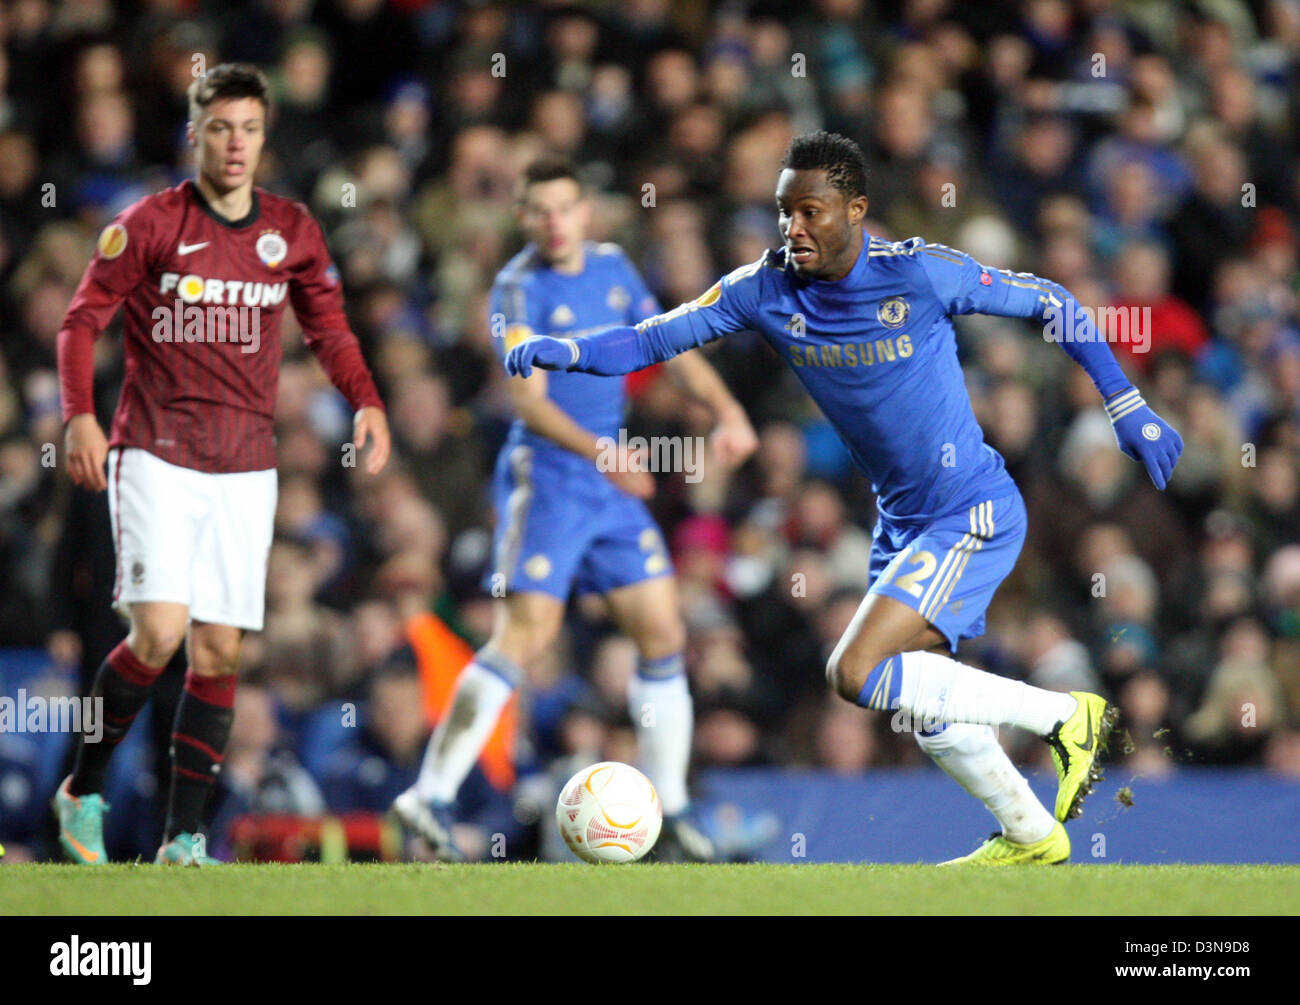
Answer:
[{"left": 256, "top": 230, "right": 288, "bottom": 268}]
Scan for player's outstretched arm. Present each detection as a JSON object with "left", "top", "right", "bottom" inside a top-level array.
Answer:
[
  {"left": 1038, "top": 289, "right": 1184, "bottom": 489},
  {"left": 918, "top": 247, "right": 1184, "bottom": 490},
  {"left": 663, "top": 351, "right": 757, "bottom": 470},
  {"left": 506, "top": 296, "right": 739, "bottom": 381},
  {"left": 504, "top": 324, "right": 666, "bottom": 378},
  {"left": 1100, "top": 387, "right": 1182, "bottom": 490},
  {"left": 1036, "top": 290, "right": 1184, "bottom": 490},
  {"left": 507, "top": 255, "right": 760, "bottom": 385},
  {"left": 503, "top": 333, "right": 587, "bottom": 377}
]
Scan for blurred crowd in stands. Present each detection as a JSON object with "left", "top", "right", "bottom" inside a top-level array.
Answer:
[{"left": 2, "top": 0, "right": 1299, "bottom": 860}]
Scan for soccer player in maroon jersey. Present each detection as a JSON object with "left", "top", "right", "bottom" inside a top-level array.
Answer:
[{"left": 53, "top": 63, "right": 391, "bottom": 865}]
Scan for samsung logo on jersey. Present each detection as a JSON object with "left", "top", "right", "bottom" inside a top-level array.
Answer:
[
  {"left": 160, "top": 272, "right": 288, "bottom": 307},
  {"left": 790, "top": 335, "right": 913, "bottom": 368}
]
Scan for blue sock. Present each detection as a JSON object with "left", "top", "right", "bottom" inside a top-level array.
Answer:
[
  {"left": 638, "top": 653, "right": 685, "bottom": 681},
  {"left": 855, "top": 655, "right": 902, "bottom": 711}
]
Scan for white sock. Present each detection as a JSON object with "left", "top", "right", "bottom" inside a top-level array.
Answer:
[
  {"left": 628, "top": 656, "right": 692, "bottom": 817},
  {"left": 896, "top": 649, "right": 1077, "bottom": 736},
  {"left": 413, "top": 654, "right": 516, "bottom": 805},
  {"left": 916, "top": 723, "right": 1056, "bottom": 843}
]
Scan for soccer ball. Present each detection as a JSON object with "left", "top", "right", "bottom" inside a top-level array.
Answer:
[{"left": 555, "top": 761, "right": 662, "bottom": 864}]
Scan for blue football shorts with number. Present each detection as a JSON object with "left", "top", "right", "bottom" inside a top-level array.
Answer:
[
  {"left": 485, "top": 444, "right": 673, "bottom": 600},
  {"left": 867, "top": 490, "right": 1028, "bottom": 651}
]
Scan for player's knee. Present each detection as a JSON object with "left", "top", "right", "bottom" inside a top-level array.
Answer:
[
  {"left": 636, "top": 618, "right": 686, "bottom": 661},
  {"left": 127, "top": 623, "right": 185, "bottom": 667},
  {"left": 493, "top": 623, "right": 555, "bottom": 671},
  {"left": 825, "top": 647, "right": 876, "bottom": 703},
  {"left": 189, "top": 633, "right": 241, "bottom": 677},
  {"left": 824, "top": 651, "right": 842, "bottom": 695},
  {"left": 827, "top": 646, "right": 904, "bottom": 706},
  {"left": 495, "top": 595, "right": 564, "bottom": 667}
]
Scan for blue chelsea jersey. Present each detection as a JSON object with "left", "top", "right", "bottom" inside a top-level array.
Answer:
[
  {"left": 491, "top": 241, "right": 661, "bottom": 466},
  {"left": 638, "top": 234, "right": 1023, "bottom": 522}
]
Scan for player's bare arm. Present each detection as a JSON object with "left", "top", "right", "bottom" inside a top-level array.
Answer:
[
  {"left": 64, "top": 413, "right": 109, "bottom": 492},
  {"left": 290, "top": 215, "right": 389, "bottom": 471},
  {"left": 506, "top": 366, "right": 652, "bottom": 499},
  {"left": 352, "top": 406, "right": 391, "bottom": 474},
  {"left": 662, "top": 350, "right": 757, "bottom": 470}
]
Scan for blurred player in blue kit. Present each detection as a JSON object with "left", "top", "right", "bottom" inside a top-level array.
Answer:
[
  {"left": 507, "top": 133, "right": 1185, "bottom": 864},
  {"left": 394, "top": 158, "right": 758, "bottom": 860}
]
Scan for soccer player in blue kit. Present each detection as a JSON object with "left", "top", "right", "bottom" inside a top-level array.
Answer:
[
  {"left": 507, "top": 133, "right": 1184, "bottom": 864},
  {"left": 394, "top": 157, "right": 757, "bottom": 860}
]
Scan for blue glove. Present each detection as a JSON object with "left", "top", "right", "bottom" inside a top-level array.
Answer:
[
  {"left": 1104, "top": 387, "right": 1184, "bottom": 490},
  {"left": 504, "top": 336, "right": 578, "bottom": 378}
]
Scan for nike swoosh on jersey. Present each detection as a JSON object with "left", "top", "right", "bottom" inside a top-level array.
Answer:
[{"left": 178, "top": 241, "right": 210, "bottom": 255}]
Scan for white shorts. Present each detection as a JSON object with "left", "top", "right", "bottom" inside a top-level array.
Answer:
[{"left": 107, "top": 447, "right": 277, "bottom": 631}]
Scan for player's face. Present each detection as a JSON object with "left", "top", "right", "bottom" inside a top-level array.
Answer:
[
  {"left": 776, "top": 168, "right": 868, "bottom": 281},
  {"left": 191, "top": 97, "right": 266, "bottom": 196},
  {"left": 520, "top": 178, "right": 590, "bottom": 269}
]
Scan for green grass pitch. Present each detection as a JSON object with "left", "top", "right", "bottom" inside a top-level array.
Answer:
[{"left": 3, "top": 863, "right": 1298, "bottom": 915}]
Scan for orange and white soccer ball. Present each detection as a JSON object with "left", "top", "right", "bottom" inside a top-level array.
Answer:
[{"left": 555, "top": 761, "right": 662, "bottom": 863}]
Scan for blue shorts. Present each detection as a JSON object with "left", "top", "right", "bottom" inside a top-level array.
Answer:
[
  {"left": 868, "top": 492, "right": 1027, "bottom": 651},
  {"left": 485, "top": 443, "right": 673, "bottom": 600}
]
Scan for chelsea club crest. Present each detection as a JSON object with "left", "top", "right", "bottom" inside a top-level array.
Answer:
[{"left": 877, "top": 296, "right": 909, "bottom": 328}]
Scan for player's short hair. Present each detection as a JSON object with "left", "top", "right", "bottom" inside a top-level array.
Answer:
[
  {"left": 187, "top": 63, "right": 271, "bottom": 124},
  {"left": 519, "top": 156, "right": 584, "bottom": 199},
  {"left": 781, "top": 131, "right": 869, "bottom": 201}
]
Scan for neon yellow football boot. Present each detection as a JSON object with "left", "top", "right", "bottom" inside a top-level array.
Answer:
[
  {"left": 940, "top": 821, "right": 1070, "bottom": 865},
  {"left": 1045, "top": 691, "right": 1119, "bottom": 822}
]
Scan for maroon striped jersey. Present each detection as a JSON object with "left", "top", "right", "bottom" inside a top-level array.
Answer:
[{"left": 58, "top": 179, "right": 383, "bottom": 473}]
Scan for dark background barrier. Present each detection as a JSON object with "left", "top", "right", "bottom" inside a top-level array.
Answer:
[{"left": 698, "top": 767, "right": 1300, "bottom": 864}]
